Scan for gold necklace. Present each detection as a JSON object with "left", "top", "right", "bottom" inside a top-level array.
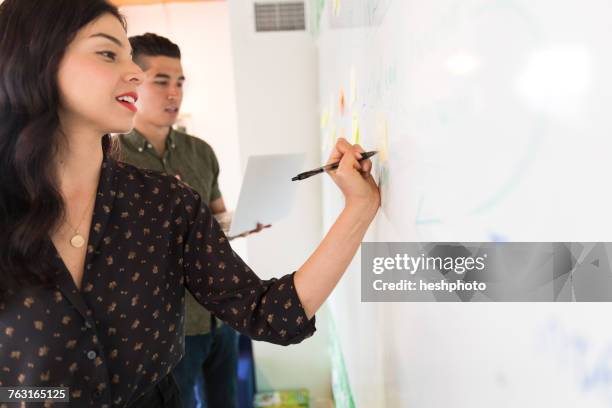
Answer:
[{"left": 63, "top": 192, "right": 97, "bottom": 248}]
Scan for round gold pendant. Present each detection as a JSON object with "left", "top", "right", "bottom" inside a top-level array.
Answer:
[{"left": 70, "top": 234, "right": 85, "bottom": 248}]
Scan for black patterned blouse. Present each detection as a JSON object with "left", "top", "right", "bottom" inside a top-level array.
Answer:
[{"left": 0, "top": 144, "right": 316, "bottom": 407}]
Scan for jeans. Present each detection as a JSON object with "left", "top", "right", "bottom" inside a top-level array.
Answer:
[
  {"left": 173, "top": 320, "right": 239, "bottom": 408},
  {"left": 128, "top": 373, "right": 182, "bottom": 408}
]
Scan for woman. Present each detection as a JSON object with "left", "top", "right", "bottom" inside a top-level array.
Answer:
[{"left": 0, "top": 0, "right": 380, "bottom": 407}]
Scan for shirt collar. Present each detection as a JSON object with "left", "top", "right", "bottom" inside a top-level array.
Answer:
[{"left": 127, "top": 128, "right": 177, "bottom": 153}]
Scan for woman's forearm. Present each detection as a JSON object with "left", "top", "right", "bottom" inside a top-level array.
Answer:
[{"left": 294, "top": 202, "right": 377, "bottom": 319}]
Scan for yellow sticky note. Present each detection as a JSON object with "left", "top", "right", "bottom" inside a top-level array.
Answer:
[
  {"left": 352, "top": 113, "right": 360, "bottom": 145},
  {"left": 320, "top": 110, "right": 330, "bottom": 129},
  {"left": 377, "top": 114, "right": 389, "bottom": 162},
  {"left": 333, "top": 0, "right": 341, "bottom": 16}
]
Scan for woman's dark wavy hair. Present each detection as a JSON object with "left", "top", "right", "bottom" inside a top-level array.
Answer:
[{"left": 0, "top": 0, "right": 125, "bottom": 300}]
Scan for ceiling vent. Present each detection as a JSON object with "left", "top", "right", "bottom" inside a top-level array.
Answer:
[{"left": 254, "top": 2, "right": 306, "bottom": 32}]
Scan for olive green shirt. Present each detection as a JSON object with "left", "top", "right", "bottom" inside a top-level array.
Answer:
[{"left": 117, "top": 128, "right": 222, "bottom": 335}]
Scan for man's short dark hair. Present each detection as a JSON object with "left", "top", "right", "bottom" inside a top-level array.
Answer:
[{"left": 129, "top": 33, "right": 181, "bottom": 69}]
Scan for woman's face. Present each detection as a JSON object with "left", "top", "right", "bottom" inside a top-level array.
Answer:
[{"left": 57, "top": 13, "right": 144, "bottom": 136}]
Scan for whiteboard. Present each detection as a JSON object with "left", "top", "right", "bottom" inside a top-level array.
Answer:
[{"left": 317, "top": 0, "right": 612, "bottom": 406}]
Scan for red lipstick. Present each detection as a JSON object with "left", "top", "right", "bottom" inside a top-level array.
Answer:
[{"left": 116, "top": 92, "right": 138, "bottom": 113}]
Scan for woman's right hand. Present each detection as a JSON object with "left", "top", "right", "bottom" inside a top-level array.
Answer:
[
  {"left": 326, "top": 138, "right": 381, "bottom": 216},
  {"left": 294, "top": 138, "right": 381, "bottom": 318}
]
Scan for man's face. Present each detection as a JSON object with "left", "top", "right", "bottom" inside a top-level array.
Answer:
[{"left": 135, "top": 55, "right": 184, "bottom": 127}]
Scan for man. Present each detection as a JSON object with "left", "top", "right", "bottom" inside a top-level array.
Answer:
[{"left": 118, "top": 33, "right": 260, "bottom": 408}]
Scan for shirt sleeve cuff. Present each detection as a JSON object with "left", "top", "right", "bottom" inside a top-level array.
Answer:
[{"left": 265, "top": 272, "right": 317, "bottom": 346}]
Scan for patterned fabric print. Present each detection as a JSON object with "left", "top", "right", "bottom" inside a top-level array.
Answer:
[
  {"left": 117, "top": 129, "right": 223, "bottom": 336},
  {"left": 0, "top": 152, "right": 316, "bottom": 407}
]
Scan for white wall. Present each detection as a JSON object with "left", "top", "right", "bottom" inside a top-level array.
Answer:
[{"left": 227, "top": 0, "right": 332, "bottom": 405}]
